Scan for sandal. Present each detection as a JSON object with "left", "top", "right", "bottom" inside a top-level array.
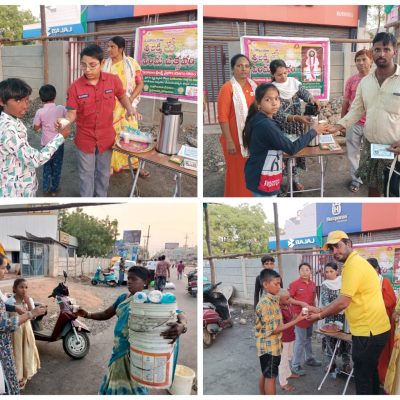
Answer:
[
  {"left": 325, "top": 363, "right": 336, "bottom": 373},
  {"left": 293, "top": 182, "right": 305, "bottom": 191},
  {"left": 134, "top": 169, "right": 150, "bottom": 178},
  {"left": 281, "top": 384, "right": 295, "bottom": 392},
  {"left": 348, "top": 181, "right": 360, "bottom": 193}
]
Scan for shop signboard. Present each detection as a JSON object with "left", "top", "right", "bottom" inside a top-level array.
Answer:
[{"left": 316, "top": 203, "right": 362, "bottom": 236}]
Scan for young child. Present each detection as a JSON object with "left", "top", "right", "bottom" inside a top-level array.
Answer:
[
  {"left": 255, "top": 269, "right": 305, "bottom": 395},
  {"left": 33, "top": 84, "right": 68, "bottom": 196},
  {"left": 270, "top": 58, "right": 320, "bottom": 191},
  {"left": 242, "top": 83, "right": 329, "bottom": 197},
  {"left": 0, "top": 78, "right": 69, "bottom": 197},
  {"left": 5, "top": 278, "right": 40, "bottom": 389},
  {"left": 289, "top": 262, "right": 321, "bottom": 376},
  {"left": 279, "top": 290, "right": 299, "bottom": 392},
  {"left": 57, "top": 44, "right": 137, "bottom": 197}
]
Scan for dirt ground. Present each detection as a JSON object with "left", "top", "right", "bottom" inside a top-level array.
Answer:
[
  {"left": 203, "top": 130, "right": 368, "bottom": 198},
  {"left": 0, "top": 269, "right": 198, "bottom": 395},
  {"left": 204, "top": 306, "right": 356, "bottom": 396},
  {"left": 0, "top": 274, "right": 120, "bottom": 334},
  {"left": 25, "top": 123, "right": 197, "bottom": 198}
]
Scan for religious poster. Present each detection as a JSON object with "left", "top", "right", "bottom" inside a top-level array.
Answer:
[{"left": 240, "top": 36, "right": 330, "bottom": 100}]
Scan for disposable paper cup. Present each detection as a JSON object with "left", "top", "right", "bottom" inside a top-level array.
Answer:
[
  {"left": 302, "top": 307, "right": 309, "bottom": 315},
  {"left": 59, "top": 118, "right": 70, "bottom": 129}
]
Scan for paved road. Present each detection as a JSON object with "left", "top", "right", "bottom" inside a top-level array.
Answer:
[
  {"left": 203, "top": 306, "right": 356, "bottom": 396},
  {"left": 22, "top": 271, "right": 197, "bottom": 395}
]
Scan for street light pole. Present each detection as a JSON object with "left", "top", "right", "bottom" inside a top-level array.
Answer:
[
  {"left": 40, "top": 6, "right": 49, "bottom": 84},
  {"left": 204, "top": 203, "right": 216, "bottom": 285}
]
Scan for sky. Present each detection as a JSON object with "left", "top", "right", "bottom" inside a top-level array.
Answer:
[
  {"left": 68, "top": 202, "right": 197, "bottom": 255},
  {"left": 206, "top": 199, "right": 309, "bottom": 229}
]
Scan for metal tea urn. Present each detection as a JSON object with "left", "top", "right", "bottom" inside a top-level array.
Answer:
[
  {"left": 156, "top": 97, "right": 183, "bottom": 155},
  {"left": 304, "top": 103, "right": 320, "bottom": 147}
]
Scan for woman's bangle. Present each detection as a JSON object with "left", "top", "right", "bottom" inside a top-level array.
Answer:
[
  {"left": 318, "top": 313, "right": 323, "bottom": 320},
  {"left": 86, "top": 312, "right": 91, "bottom": 319}
]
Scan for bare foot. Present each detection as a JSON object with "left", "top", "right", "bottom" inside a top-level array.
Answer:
[
  {"left": 281, "top": 384, "right": 295, "bottom": 392},
  {"left": 288, "top": 373, "right": 300, "bottom": 379}
]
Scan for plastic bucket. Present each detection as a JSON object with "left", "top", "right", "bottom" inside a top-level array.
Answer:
[
  {"left": 130, "top": 336, "right": 175, "bottom": 389},
  {"left": 130, "top": 301, "right": 176, "bottom": 318},
  {"left": 168, "top": 365, "right": 196, "bottom": 395},
  {"left": 129, "top": 301, "right": 176, "bottom": 333}
]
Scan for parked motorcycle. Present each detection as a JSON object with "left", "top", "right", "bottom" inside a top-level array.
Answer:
[
  {"left": 91, "top": 265, "right": 118, "bottom": 287},
  {"left": 33, "top": 271, "right": 90, "bottom": 359},
  {"left": 186, "top": 269, "right": 198, "bottom": 297},
  {"left": 203, "top": 281, "right": 233, "bottom": 348}
]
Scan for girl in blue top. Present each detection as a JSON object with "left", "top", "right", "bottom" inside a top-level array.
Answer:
[{"left": 242, "top": 83, "right": 329, "bottom": 197}]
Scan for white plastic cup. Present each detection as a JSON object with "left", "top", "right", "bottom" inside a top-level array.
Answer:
[
  {"left": 310, "top": 116, "right": 318, "bottom": 129},
  {"left": 58, "top": 118, "right": 70, "bottom": 130},
  {"left": 72, "top": 305, "right": 80, "bottom": 313},
  {"left": 302, "top": 307, "right": 309, "bottom": 315}
]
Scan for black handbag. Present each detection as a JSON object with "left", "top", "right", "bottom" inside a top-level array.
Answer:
[{"left": 384, "top": 156, "right": 400, "bottom": 197}]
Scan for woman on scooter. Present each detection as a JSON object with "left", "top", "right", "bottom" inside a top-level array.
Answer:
[
  {"left": 75, "top": 266, "right": 187, "bottom": 395},
  {"left": 0, "top": 255, "right": 46, "bottom": 395}
]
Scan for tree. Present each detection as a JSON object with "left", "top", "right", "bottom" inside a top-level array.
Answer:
[
  {"left": 203, "top": 203, "right": 275, "bottom": 256},
  {"left": 367, "top": 5, "right": 385, "bottom": 37},
  {"left": 59, "top": 208, "right": 119, "bottom": 258},
  {"left": 0, "top": 6, "right": 38, "bottom": 42}
]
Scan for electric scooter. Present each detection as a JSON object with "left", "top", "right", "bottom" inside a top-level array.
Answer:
[
  {"left": 91, "top": 265, "right": 118, "bottom": 287},
  {"left": 203, "top": 281, "right": 233, "bottom": 348},
  {"left": 33, "top": 271, "right": 91, "bottom": 359}
]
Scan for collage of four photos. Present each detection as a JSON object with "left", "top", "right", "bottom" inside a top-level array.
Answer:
[{"left": 0, "top": 2, "right": 400, "bottom": 397}]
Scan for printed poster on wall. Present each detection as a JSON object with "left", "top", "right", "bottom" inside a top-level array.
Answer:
[
  {"left": 135, "top": 22, "right": 198, "bottom": 103},
  {"left": 240, "top": 36, "right": 330, "bottom": 101},
  {"left": 354, "top": 243, "right": 400, "bottom": 298}
]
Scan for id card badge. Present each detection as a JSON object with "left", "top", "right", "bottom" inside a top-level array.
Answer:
[{"left": 370, "top": 143, "right": 395, "bottom": 159}]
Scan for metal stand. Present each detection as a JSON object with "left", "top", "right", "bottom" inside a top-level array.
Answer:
[{"left": 128, "top": 156, "right": 144, "bottom": 197}]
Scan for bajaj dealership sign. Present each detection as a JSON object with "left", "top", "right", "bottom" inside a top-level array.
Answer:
[
  {"left": 269, "top": 235, "right": 322, "bottom": 250},
  {"left": 316, "top": 203, "right": 362, "bottom": 236}
]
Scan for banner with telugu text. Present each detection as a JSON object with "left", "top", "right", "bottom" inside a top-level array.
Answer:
[
  {"left": 135, "top": 22, "right": 198, "bottom": 103},
  {"left": 354, "top": 243, "right": 400, "bottom": 298},
  {"left": 240, "top": 36, "right": 330, "bottom": 101}
]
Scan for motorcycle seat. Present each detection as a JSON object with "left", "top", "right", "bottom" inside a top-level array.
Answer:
[{"left": 203, "top": 302, "right": 216, "bottom": 310}]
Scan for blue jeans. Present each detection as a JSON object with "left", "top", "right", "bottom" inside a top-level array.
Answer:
[
  {"left": 43, "top": 144, "right": 64, "bottom": 193},
  {"left": 291, "top": 325, "right": 315, "bottom": 368},
  {"left": 155, "top": 276, "right": 167, "bottom": 292},
  {"left": 252, "top": 191, "right": 277, "bottom": 197}
]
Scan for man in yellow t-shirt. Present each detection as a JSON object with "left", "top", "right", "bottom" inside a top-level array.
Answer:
[{"left": 308, "top": 230, "right": 390, "bottom": 395}]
